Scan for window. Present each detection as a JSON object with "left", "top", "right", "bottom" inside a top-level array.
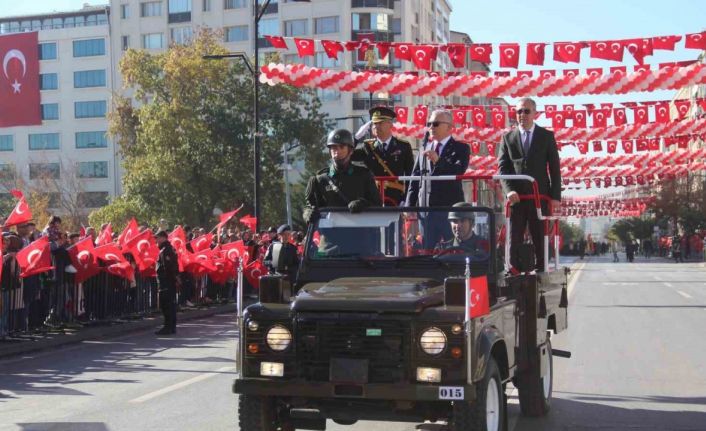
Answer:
[
  {"left": 224, "top": 0, "right": 246, "bottom": 9},
  {"left": 258, "top": 18, "right": 279, "bottom": 36},
  {"left": 41, "top": 104, "right": 59, "bottom": 120},
  {"left": 0, "top": 135, "right": 13, "bottom": 151},
  {"left": 38, "top": 42, "right": 57, "bottom": 60},
  {"left": 352, "top": 13, "right": 390, "bottom": 31},
  {"left": 316, "top": 88, "right": 340, "bottom": 102},
  {"left": 142, "top": 33, "right": 164, "bottom": 49},
  {"left": 40, "top": 73, "right": 58, "bottom": 90},
  {"left": 121, "top": 4, "right": 130, "bottom": 18},
  {"left": 78, "top": 191, "right": 109, "bottom": 208},
  {"left": 315, "top": 52, "right": 340, "bottom": 68},
  {"left": 225, "top": 25, "right": 248, "bottom": 42},
  {"left": 170, "top": 27, "right": 193, "bottom": 44},
  {"left": 314, "top": 16, "right": 339, "bottom": 34},
  {"left": 391, "top": 18, "right": 401, "bottom": 34},
  {"left": 78, "top": 161, "right": 108, "bottom": 178},
  {"left": 73, "top": 39, "right": 105, "bottom": 57},
  {"left": 283, "top": 54, "right": 310, "bottom": 66},
  {"left": 75, "top": 101, "right": 107, "bottom": 119},
  {"left": 168, "top": 0, "right": 191, "bottom": 22},
  {"left": 141, "top": 1, "right": 163, "bottom": 17},
  {"left": 76, "top": 131, "right": 108, "bottom": 148},
  {"left": 74, "top": 70, "right": 106, "bottom": 88},
  {"left": 29, "top": 133, "right": 60, "bottom": 150},
  {"left": 203, "top": 0, "right": 211, "bottom": 11},
  {"left": 122, "top": 35, "right": 130, "bottom": 51},
  {"left": 0, "top": 164, "right": 15, "bottom": 180},
  {"left": 29, "top": 163, "right": 60, "bottom": 180},
  {"left": 284, "top": 19, "right": 307, "bottom": 36}
]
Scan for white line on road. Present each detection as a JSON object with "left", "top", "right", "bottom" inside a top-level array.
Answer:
[
  {"left": 129, "top": 366, "right": 236, "bottom": 403},
  {"left": 664, "top": 282, "right": 673, "bottom": 288},
  {"left": 654, "top": 275, "right": 663, "bottom": 281},
  {"left": 676, "top": 290, "right": 693, "bottom": 299},
  {"left": 567, "top": 262, "right": 586, "bottom": 301}
]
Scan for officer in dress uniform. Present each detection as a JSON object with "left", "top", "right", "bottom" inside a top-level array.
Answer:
[{"left": 353, "top": 106, "right": 415, "bottom": 206}]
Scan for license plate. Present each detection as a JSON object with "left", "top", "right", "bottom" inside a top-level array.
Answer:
[{"left": 439, "top": 386, "right": 464, "bottom": 400}]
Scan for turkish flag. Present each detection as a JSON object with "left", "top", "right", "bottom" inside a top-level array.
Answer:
[
  {"left": 4, "top": 190, "right": 32, "bottom": 227},
  {"left": 240, "top": 215, "right": 257, "bottom": 232},
  {"left": 0, "top": 32, "right": 41, "bottom": 127},
  {"left": 293, "top": 38, "right": 315, "bottom": 57},
  {"left": 67, "top": 236, "right": 102, "bottom": 283},
  {"left": 636, "top": 139, "right": 649, "bottom": 151},
  {"left": 321, "top": 40, "right": 344, "bottom": 60},
  {"left": 674, "top": 100, "right": 691, "bottom": 119},
  {"left": 652, "top": 35, "right": 681, "bottom": 50},
  {"left": 126, "top": 229, "right": 158, "bottom": 271},
  {"left": 470, "top": 141, "right": 480, "bottom": 154},
  {"left": 376, "top": 42, "right": 391, "bottom": 60},
  {"left": 634, "top": 64, "right": 651, "bottom": 73},
  {"left": 543, "top": 104, "right": 556, "bottom": 119},
  {"left": 526, "top": 42, "right": 547, "bottom": 65},
  {"left": 610, "top": 66, "right": 627, "bottom": 75},
  {"left": 491, "top": 106, "right": 506, "bottom": 128},
  {"left": 17, "top": 236, "right": 53, "bottom": 278},
  {"left": 577, "top": 141, "right": 588, "bottom": 154},
  {"left": 106, "top": 261, "right": 135, "bottom": 282},
  {"left": 356, "top": 32, "right": 375, "bottom": 61},
  {"left": 586, "top": 67, "right": 603, "bottom": 78},
  {"left": 563, "top": 104, "right": 574, "bottom": 116},
  {"left": 517, "top": 70, "right": 533, "bottom": 79},
  {"left": 590, "top": 41, "right": 624, "bottom": 61},
  {"left": 413, "top": 105, "right": 428, "bottom": 125},
  {"left": 169, "top": 225, "right": 187, "bottom": 254},
  {"left": 685, "top": 31, "right": 706, "bottom": 50},
  {"left": 95, "top": 223, "right": 113, "bottom": 246},
  {"left": 216, "top": 207, "right": 242, "bottom": 231},
  {"left": 612, "top": 108, "right": 627, "bottom": 126},
  {"left": 394, "top": 106, "right": 408, "bottom": 123},
  {"left": 622, "top": 140, "right": 634, "bottom": 154},
  {"left": 607, "top": 140, "right": 617, "bottom": 153},
  {"left": 446, "top": 43, "right": 467, "bottom": 68},
  {"left": 190, "top": 233, "right": 214, "bottom": 252},
  {"left": 221, "top": 240, "right": 249, "bottom": 263},
  {"left": 93, "top": 243, "right": 127, "bottom": 264},
  {"left": 553, "top": 42, "right": 584, "bottom": 63},
  {"left": 244, "top": 259, "right": 266, "bottom": 289},
  {"left": 394, "top": 43, "right": 413, "bottom": 61},
  {"left": 677, "top": 136, "right": 689, "bottom": 149},
  {"left": 649, "top": 138, "right": 660, "bottom": 151},
  {"left": 499, "top": 43, "right": 520, "bottom": 68},
  {"left": 573, "top": 110, "right": 587, "bottom": 128},
  {"left": 485, "top": 142, "right": 496, "bottom": 156},
  {"left": 622, "top": 39, "right": 649, "bottom": 64},
  {"left": 654, "top": 102, "right": 671, "bottom": 123},
  {"left": 592, "top": 141, "right": 603, "bottom": 152},
  {"left": 539, "top": 69, "right": 556, "bottom": 79},
  {"left": 452, "top": 109, "right": 467, "bottom": 125},
  {"left": 469, "top": 43, "right": 492, "bottom": 63},
  {"left": 117, "top": 217, "right": 139, "bottom": 248},
  {"left": 467, "top": 275, "right": 490, "bottom": 318},
  {"left": 411, "top": 45, "right": 437, "bottom": 71},
  {"left": 264, "top": 35, "right": 288, "bottom": 49},
  {"left": 471, "top": 106, "right": 486, "bottom": 128},
  {"left": 552, "top": 111, "right": 567, "bottom": 129},
  {"left": 633, "top": 106, "right": 649, "bottom": 124},
  {"left": 563, "top": 69, "right": 579, "bottom": 79}
]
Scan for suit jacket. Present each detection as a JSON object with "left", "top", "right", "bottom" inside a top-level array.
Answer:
[
  {"left": 405, "top": 136, "right": 470, "bottom": 207},
  {"left": 498, "top": 125, "right": 561, "bottom": 201}
]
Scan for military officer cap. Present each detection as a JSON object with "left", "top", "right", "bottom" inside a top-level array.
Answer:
[
  {"left": 448, "top": 202, "right": 475, "bottom": 221},
  {"left": 277, "top": 224, "right": 291, "bottom": 235},
  {"left": 369, "top": 106, "right": 396, "bottom": 123},
  {"left": 326, "top": 128, "right": 355, "bottom": 148}
]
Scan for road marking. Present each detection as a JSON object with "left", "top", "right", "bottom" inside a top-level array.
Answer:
[
  {"left": 567, "top": 261, "right": 586, "bottom": 300},
  {"left": 602, "top": 282, "right": 637, "bottom": 286},
  {"left": 507, "top": 387, "right": 519, "bottom": 431},
  {"left": 654, "top": 275, "right": 663, "bottom": 281},
  {"left": 129, "top": 366, "right": 236, "bottom": 403},
  {"left": 676, "top": 290, "right": 693, "bottom": 299},
  {"left": 664, "top": 282, "right": 673, "bottom": 288}
]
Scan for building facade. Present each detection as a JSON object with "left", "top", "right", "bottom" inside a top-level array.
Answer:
[{"left": 0, "top": 6, "right": 118, "bottom": 212}]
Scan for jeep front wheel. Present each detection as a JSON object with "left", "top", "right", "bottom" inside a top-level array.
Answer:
[
  {"left": 238, "top": 395, "right": 294, "bottom": 431},
  {"left": 449, "top": 358, "right": 505, "bottom": 431}
]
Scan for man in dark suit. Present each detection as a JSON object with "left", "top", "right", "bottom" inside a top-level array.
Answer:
[
  {"left": 498, "top": 97, "right": 561, "bottom": 272},
  {"left": 352, "top": 106, "right": 415, "bottom": 206},
  {"left": 405, "top": 109, "right": 470, "bottom": 248}
]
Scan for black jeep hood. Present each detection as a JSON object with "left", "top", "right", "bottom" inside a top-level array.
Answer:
[{"left": 292, "top": 277, "right": 443, "bottom": 313}]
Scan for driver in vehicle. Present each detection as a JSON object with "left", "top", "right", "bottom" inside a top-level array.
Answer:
[{"left": 437, "top": 202, "right": 487, "bottom": 257}]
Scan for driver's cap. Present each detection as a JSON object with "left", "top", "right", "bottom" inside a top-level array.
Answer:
[{"left": 448, "top": 202, "right": 475, "bottom": 221}]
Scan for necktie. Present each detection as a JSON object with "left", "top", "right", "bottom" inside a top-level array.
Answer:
[
  {"left": 433, "top": 141, "right": 440, "bottom": 155},
  {"left": 522, "top": 131, "right": 531, "bottom": 156}
]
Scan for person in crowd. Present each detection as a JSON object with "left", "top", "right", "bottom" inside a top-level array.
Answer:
[
  {"left": 42, "top": 216, "right": 63, "bottom": 250},
  {"left": 498, "top": 97, "right": 561, "bottom": 272},
  {"left": 405, "top": 109, "right": 470, "bottom": 248},
  {"left": 154, "top": 230, "right": 179, "bottom": 335},
  {"left": 437, "top": 202, "right": 487, "bottom": 258},
  {"left": 1, "top": 234, "right": 22, "bottom": 337},
  {"left": 264, "top": 224, "right": 300, "bottom": 281},
  {"left": 353, "top": 106, "right": 415, "bottom": 206}
]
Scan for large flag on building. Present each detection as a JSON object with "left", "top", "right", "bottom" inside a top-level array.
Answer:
[{"left": 0, "top": 32, "right": 41, "bottom": 127}]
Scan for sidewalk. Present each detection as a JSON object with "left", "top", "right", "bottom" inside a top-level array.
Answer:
[{"left": 0, "top": 302, "right": 237, "bottom": 359}]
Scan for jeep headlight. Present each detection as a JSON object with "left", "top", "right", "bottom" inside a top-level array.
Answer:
[
  {"left": 266, "top": 325, "right": 292, "bottom": 352},
  {"left": 419, "top": 327, "right": 447, "bottom": 355}
]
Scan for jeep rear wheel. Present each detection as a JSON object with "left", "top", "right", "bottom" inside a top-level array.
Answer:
[
  {"left": 449, "top": 358, "right": 505, "bottom": 431},
  {"left": 518, "top": 338, "right": 553, "bottom": 417},
  {"left": 238, "top": 395, "right": 294, "bottom": 431}
]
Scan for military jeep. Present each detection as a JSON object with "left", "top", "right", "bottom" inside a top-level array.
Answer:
[{"left": 233, "top": 204, "right": 568, "bottom": 431}]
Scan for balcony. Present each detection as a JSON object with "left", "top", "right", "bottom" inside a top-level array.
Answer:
[
  {"left": 168, "top": 12, "right": 191, "bottom": 24},
  {"left": 351, "top": 0, "right": 394, "bottom": 9}
]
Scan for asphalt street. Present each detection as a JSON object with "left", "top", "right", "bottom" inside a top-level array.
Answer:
[{"left": 1, "top": 255, "right": 705, "bottom": 431}]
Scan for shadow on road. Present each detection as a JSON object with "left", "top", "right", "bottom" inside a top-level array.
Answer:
[
  {"left": 514, "top": 396, "right": 706, "bottom": 431},
  {"left": 17, "top": 423, "right": 109, "bottom": 431}
]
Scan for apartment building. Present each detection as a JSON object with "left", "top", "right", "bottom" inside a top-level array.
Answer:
[{"left": 0, "top": 5, "right": 118, "bottom": 211}]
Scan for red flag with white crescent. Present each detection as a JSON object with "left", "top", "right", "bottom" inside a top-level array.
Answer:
[
  {"left": 93, "top": 243, "right": 127, "bottom": 264},
  {"left": 244, "top": 259, "right": 266, "bottom": 289},
  {"left": 4, "top": 195, "right": 32, "bottom": 228},
  {"left": 190, "top": 233, "right": 214, "bottom": 252},
  {"left": 118, "top": 217, "right": 139, "bottom": 248},
  {"left": 67, "top": 236, "right": 102, "bottom": 283},
  {"left": 467, "top": 275, "right": 490, "bottom": 318},
  {"left": 17, "top": 236, "right": 53, "bottom": 278},
  {"left": 96, "top": 223, "right": 114, "bottom": 246},
  {"left": 169, "top": 225, "right": 187, "bottom": 254},
  {"left": 0, "top": 32, "right": 41, "bottom": 127}
]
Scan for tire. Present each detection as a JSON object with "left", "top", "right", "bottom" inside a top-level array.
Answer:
[
  {"left": 518, "top": 337, "right": 553, "bottom": 417},
  {"left": 238, "top": 395, "right": 294, "bottom": 431},
  {"left": 449, "top": 358, "right": 505, "bottom": 431}
]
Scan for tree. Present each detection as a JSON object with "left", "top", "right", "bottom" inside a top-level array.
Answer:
[
  {"left": 650, "top": 175, "right": 706, "bottom": 235},
  {"left": 105, "top": 29, "right": 330, "bottom": 229}
]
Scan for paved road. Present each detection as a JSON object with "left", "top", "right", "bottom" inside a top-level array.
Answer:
[{"left": 1, "top": 256, "right": 705, "bottom": 431}]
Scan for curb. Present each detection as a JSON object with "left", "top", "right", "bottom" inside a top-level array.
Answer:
[{"left": 0, "top": 303, "right": 237, "bottom": 360}]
